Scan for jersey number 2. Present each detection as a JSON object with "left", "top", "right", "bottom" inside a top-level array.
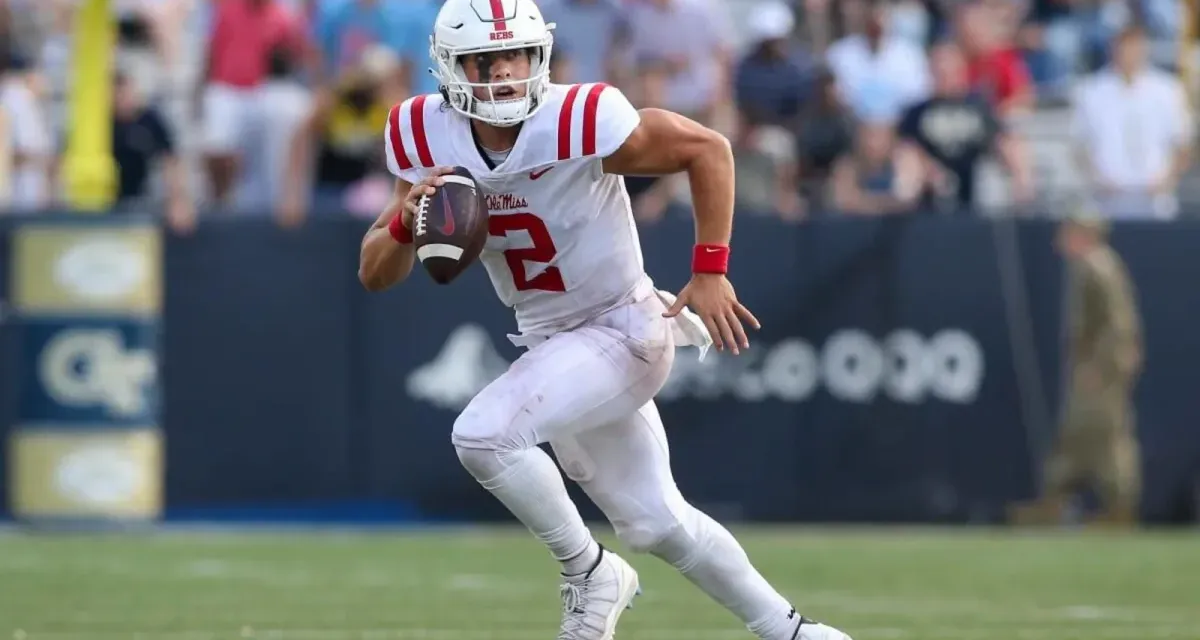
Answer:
[{"left": 488, "top": 213, "right": 566, "bottom": 292}]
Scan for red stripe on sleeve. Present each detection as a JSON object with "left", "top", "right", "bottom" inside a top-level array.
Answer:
[
  {"left": 410, "top": 95, "right": 435, "bottom": 168},
  {"left": 581, "top": 83, "right": 608, "bottom": 156},
  {"left": 489, "top": 0, "right": 507, "bottom": 30},
  {"left": 388, "top": 104, "right": 412, "bottom": 171},
  {"left": 557, "top": 84, "right": 582, "bottom": 160}
]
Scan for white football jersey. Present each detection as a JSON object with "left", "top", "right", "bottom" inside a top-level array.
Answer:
[{"left": 385, "top": 83, "right": 648, "bottom": 337}]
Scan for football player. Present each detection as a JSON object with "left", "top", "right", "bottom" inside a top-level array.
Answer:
[{"left": 358, "top": 1, "right": 852, "bottom": 639}]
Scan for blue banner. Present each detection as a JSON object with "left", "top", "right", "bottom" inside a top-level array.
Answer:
[{"left": 2, "top": 214, "right": 1198, "bottom": 524}]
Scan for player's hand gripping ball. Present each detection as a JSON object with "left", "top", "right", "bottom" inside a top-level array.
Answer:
[{"left": 412, "top": 166, "right": 490, "bottom": 284}]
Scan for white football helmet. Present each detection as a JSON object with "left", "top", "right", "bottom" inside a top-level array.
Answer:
[{"left": 430, "top": 0, "right": 555, "bottom": 127}]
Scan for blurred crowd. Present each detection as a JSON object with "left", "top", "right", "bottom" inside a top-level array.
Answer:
[{"left": 0, "top": 0, "right": 1195, "bottom": 232}]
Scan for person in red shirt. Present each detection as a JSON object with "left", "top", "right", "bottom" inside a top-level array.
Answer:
[
  {"left": 956, "top": 1, "right": 1033, "bottom": 116},
  {"left": 198, "top": 0, "right": 312, "bottom": 205}
]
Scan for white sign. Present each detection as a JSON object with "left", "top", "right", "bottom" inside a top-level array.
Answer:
[{"left": 406, "top": 325, "right": 984, "bottom": 409}]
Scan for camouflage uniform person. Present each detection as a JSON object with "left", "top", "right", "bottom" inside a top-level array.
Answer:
[{"left": 1013, "top": 215, "right": 1144, "bottom": 527}]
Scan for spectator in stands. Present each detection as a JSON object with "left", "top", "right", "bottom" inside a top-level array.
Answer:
[
  {"left": 111, "top": 70, "right": 195, "bottom": 233},
  {"left": 831, "top": 119, "right": 925, "bottom": 215},
  {"left": 312, "top": 0, "right": 435, "bottom": 99},
  {"left": 732, "top": 1, "right": 809, "bottom": 219},
  {"left": 391, "top": 0, "right": 446, "bottom": 98},
  {"left": 626, "top": 0, "right": 732, "bottom": 120},
  {"left": 956, "top": 0, "right": 1033, "bottom": 116},
  {"left": 735, "top": 1, "right": 813, "bottom": 128},
  {"left": 898, "top": 42, "right": 1032, "bottom": 213},
  {"left": 314, "top": 0, "right": 399, "bottom": 78},
  {"left": 625, "top": 0, "right": 734, "bottom": 221},
  {"left": 734, "top": 124, "right": 804, "bottom": 220},
  {"left": 279, "top": 45, "right": 400, "bottom": 226},
  {"left": 1027, "top": 0, "right": 1183, "bottom": 77},
  {"left": 0, "top": 0, "right": 44, "bottom": 66},
  {"left": 243, "top": 41, "right": 315, "bottom": 212},
  {"left": 795, "top": 67, "right": 855, "bottom": 213},
  {"left": 199, "top": 0, "right": 311, "bottom": 206},
  {"left": 538, "top": 0, "right": 629, "bottom": 85},
  {"left": 890, "top": 0, "right": 933, "bottom": 50},
  {"left": 801, "top": 0, "right": 835, "bottom": 54},
  {"left": 0, "top": 52, "right": 51, "bottom": 212},
  {"left": 826, "top": 0, "right": 930, "bottom": 123},
  {"left": 1072, "top": 24, "right": 1193, "bottom": 219},
  {"left": 1018, "top": 0, "right": 1082, "bottom": 99},
  {"left": 114, "top": 0, "right": 170, "bottom": 101}
]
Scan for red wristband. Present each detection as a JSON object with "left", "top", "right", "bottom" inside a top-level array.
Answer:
[
  {"left": 692, "top": 244, "right": 730, "bottom": 274},
  {"left": 388, "top": 214, "right": 413, "bottom": 245}
]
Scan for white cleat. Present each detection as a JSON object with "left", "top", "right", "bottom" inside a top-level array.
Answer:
[
  {"left": 787, "top": 611, "right": 854, "bottom": 640},
  {"left": 556, "top": 549, "right": 641, "bottom": 640}
]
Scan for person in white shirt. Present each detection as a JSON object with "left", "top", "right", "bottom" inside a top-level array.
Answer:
[
  {"left": 1071, "top": 25, "right": 1193, "bottom": 220},
  {"left": 0, "top": 56, "right": 52, "bottom": 212},
  {"left": 825, "top": 0, "right": 930, "bottom": 123}
]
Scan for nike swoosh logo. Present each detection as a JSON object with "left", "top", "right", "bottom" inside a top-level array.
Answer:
[
  {"left": 529, "top": 166, "right": 554, "bottom": 180},
  {"left": 440, "top": 194, "right": 456, "bottom": 235},
  {"left": 704, "top": 247, "right": 721, "bottom": 253},
  {"left": 448, "top": 22, "right": 464, "bottom": 29}
]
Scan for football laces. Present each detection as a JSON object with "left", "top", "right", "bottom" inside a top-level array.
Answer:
[{"left": 414, "top": 194, "right": 430, "bottom": 236}]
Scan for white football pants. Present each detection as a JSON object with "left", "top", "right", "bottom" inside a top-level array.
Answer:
[
  {"left": 451, "top": 286, "right": 800, "bottom": 638},
  {"left": 451, "top": 287, "right": 689, "bottom": 550}
]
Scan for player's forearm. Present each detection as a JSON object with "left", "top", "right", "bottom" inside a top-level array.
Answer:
[
  {"left": 359, "top": 228, "right": 415, "bottom": 291},
  {"left": 685, "top": 132, "right": 735, "bottom": 245}
]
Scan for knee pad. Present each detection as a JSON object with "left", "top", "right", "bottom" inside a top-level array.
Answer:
[
  {"left": 455, "top": 445, "right": 510, "bottom": 484},
  {"left": 451, "top": 398, "right": 534, "bottom": 451},
  {"left": 614, "top": 504, "right": 702, "bottom": 557},
  {"left": 617, "top": 519, "right": 681, "bottom": 555},
  {"left": 452, "top": 402, "right": 537, "bottom": 484}
]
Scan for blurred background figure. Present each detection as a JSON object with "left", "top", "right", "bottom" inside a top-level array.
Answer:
[
  {"left": 955, "top": 0, "right": 1034, "bottom": 116},
  {"left": 199, "top": 0, "right": 311, "bottom": 207},
  {"left": 831, "top": 119, "right": 925, "bottom": 215},
  {"left": 279, "top": 44, "right": 401, "bottom": 226},
  {"left": 826, "top": 0, "right": 930, "bottom": 123},
  {"left": 312, "top": 0, "right": 438, "bottom": 100},
  {"left": 1072, "top": 24, "right": 1193, "bottom": 219},
  {"left": 0, "top": 51, "right": 51, "bottom": 212},
  {"left": 735, "top": 1, "right": 813, "bottom": 129},
  {"left": 625, "top": 0, "right": 732, "bottom": 122},
  {"left": 314, "top": 0, "right": 404, "bottom": 79},
  {"left": 732, "top": 0, "right": 809, "bottom": 220},
  {"left": 898, "top": 41, "right": 1032, "bottom": 214},
  {"left": 111, "top": 69, "right": 195, "bottom": 232},
  {"left": 0, "top": 0, "right": 1191, "bottom": 220},
  {"left": 624, "top": 0, "right": 734, "bottom": 221},
  {"left": 794, "top": 67, "right": 855, "bottom": 215},
  {"left": 1011, "top": 214, "right": 1143, "bottom": 528},
  {"left": 538, "top": 0, "right": 628, "bottom": 86}
]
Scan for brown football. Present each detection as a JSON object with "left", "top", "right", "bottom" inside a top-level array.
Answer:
[{"left": 413, "top": 166, "right": 489, "bottom": 284}]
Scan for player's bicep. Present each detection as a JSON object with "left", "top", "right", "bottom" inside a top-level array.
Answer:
[{"left": 601, "top": 109, "right": 726, "bottom": 176}]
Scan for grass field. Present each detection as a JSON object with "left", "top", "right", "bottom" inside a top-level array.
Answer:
[{"left": 0, "top": 526, "right": 1197, "bottom": 639}]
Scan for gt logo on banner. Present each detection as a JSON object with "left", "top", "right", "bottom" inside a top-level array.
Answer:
[{"left": 38, "top": 328, "right": 157, "bottom": 418}]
